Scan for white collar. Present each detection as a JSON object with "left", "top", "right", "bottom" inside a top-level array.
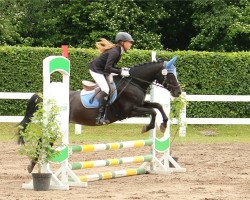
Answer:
[{"left": 121, "top": 46, "right": 125, "bottom": 54}]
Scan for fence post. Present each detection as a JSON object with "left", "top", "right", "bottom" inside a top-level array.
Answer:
[
  {"left": 75, "top": 124, "right": 82, "bottom": 135},
  {"left": 179, "top": 92, "right": 187, "bottom": 137}
]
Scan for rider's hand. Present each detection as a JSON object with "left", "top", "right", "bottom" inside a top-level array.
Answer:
[{"left": 121, "top": 68, "right": 130, "bottom": 77}]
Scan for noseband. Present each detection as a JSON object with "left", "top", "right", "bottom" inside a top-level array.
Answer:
[
  {"left": 156, "top": 73, "right": 180, "bottom": 91},
  {"left": 166, "top": 83, "right": 180, "bottom": 93}
]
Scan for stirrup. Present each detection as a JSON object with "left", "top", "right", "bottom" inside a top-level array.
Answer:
[
  {"left": 96, "top": 117, "right": 110, "bottom": 125},
  {"left": 99, "top": 117, "right": 110, "bottom": 125}
]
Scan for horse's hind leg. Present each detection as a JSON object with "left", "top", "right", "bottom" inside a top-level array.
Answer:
[
  {"left": 143, "top": 101, "right": 168, "bottom": 133},
  {"left": 17, "top": 93, "right": 42, "bottom": 144}
]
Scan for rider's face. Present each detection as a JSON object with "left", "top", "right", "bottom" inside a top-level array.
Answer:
[{"left": 123, "top": 41, "right": 133, "bottom": 51}]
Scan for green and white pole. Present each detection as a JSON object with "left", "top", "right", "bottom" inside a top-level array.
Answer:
[
  {"left": 43, "top": 56, "right": 87, "bottom": 188},
  {"left": 22, "top": 56, "right": 77, "bottom": 190},
  {"left": 43, "top": 56, "right": 70, "bottom": 145},
  {"left": 149, "top": 51, "right": 186, "bottom": 173}
]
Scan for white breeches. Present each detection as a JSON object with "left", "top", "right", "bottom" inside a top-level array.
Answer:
[{"left": 89, "top": 70, "right": 112, "bottom": 95}]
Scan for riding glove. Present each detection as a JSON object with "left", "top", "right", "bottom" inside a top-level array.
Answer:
[{"left": 121, "top": 68, "right": 130, "bottom": 77}]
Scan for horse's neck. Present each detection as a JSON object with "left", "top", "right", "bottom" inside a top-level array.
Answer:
[{"left": 129, "top": 63, "right": 162, "bottom": 90}]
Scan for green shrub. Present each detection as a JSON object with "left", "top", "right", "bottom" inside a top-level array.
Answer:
[{"left": 0, "top": 46, "right": 249, "bottom": 118}]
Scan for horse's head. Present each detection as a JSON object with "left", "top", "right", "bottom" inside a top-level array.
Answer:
[
  {"left": 127, "top": 57, "right": 181, "bottom": 97},
  {"left": 156, "top": 56, "right": 182, "bottom": 97}
]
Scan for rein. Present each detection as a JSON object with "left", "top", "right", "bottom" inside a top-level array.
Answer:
[
  {"left": 129, "top": 75, "right": 166, "bottom": 89},
  {"left": 129, "top": 74, "right": 180, "bottom": 91},
  {"left": 109, "top": 77, "right": 132, "bottom": 100}
]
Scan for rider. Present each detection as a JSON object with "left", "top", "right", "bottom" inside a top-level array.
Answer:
[{"left": 89, "top": 32, "right": 134, "bottom": 125}]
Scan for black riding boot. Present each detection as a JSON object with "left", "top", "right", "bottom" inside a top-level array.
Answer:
[{"left": 96, "top": 91, "right": 110, "bottom": 125}]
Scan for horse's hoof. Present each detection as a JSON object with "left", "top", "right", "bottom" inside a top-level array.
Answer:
[
  {"left": 27, "top": 164, "right": 34, "bottom": 173},
  {"left": 141, "top": 125, "right": 148, "bottom": 133},
  {"left": 160, "top": 123, "right": 166, "bottom": 133},
  {"left": 27, "top": 161, "right": 36, "bottom": 173}
]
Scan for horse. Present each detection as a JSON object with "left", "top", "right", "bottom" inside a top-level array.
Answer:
[{"left": 18, "top": 56, "right": 181, "bottom": 172}]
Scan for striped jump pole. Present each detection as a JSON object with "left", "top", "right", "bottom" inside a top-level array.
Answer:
[
  {"left": 79, "top": 168, "right": 147, "bottom": 182},
  {"left": 71, "top": 139, "right": 153, "bottom": 153},
  {"left": 70, "top": 155, "right": 153, "bottom": 170}
]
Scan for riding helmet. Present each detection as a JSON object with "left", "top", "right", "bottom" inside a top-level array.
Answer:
[{"left": 115, "top": 32, "right": 134, "bottom": 43}]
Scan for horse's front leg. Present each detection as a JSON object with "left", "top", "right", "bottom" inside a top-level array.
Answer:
[
  {"left": 143, "top": 101, "right": 168, "bottom": 133},
  {"left": 130, "top": 106, "right": 157, "bottom": 133}
]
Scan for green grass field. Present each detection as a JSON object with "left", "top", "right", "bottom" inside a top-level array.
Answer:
[{"left": 0, "top": 123, "right": 249, "bottom": 144}]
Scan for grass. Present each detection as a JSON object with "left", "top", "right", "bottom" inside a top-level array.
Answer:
[
  {"left": 178, "top": 124, "right": 250, "bottom": 143},
  {"left": 1, "top": 122, "right": 249, "bottom": 144}
]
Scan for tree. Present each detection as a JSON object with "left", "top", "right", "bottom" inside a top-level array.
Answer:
[
  {"left": 0, "top": 0, "right": 23, "bottom": 45},
  {"left": 158, "top": 0, "right": 196, "bottom": 50},
  {"left": 79, "top": 0, "right": 167, "bottom": 49},
  {"left": 0, "top": 0, "right": 249, "bottom": 51},
  {"left": 1, "top": 0, "right": 168, "bottom": 49},
  {"left": 227, "top": 0, "right": 250, "bottom": 51},
  {"left": 189, "top": 0, "right": 250, "bottom": 51}
]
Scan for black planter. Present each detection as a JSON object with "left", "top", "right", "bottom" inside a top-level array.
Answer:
[{"left": 32, "top": 173, "right": 52, "bottom": 191}]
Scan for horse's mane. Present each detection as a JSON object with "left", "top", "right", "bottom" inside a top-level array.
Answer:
[
  {"left": 128, "top": 60, "right": 164, "bottom": 79},
  {"left": 130, "top": 60, "right": 163, "bottom": 68}
]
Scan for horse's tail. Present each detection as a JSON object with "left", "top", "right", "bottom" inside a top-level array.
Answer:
[{"left": 17, "top": 93, "right": 43, "bottom": 144}]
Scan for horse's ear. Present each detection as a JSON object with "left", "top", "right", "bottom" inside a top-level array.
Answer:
[
  {"left": 164, "top": 56, "right": 178, "bottom": 77},
  {"left": 166, "top": 56, "right": 177, "bottom": 68}
]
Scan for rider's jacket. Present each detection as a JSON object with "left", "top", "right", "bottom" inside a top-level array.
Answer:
[{"left": 89, "top": 46, "right": 122, "bottom": 75}]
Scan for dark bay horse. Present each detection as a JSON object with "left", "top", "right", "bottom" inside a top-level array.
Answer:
[{"left": 18, "top": 58, "right": 181, "bottom": 172}]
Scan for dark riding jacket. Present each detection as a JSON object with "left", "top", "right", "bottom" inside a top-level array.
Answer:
[{"left": 89, "top": 46, "right": 122, "bottom": 75}]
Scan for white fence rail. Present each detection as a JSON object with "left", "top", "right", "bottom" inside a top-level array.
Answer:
[
  {"left": 0, "top": 92, "right": 249, "bottom": 136},
  {"left": 179, "top": 93, "right": 250, "bottom": 136},
  {"left": 0, "top": 92, "right": 35, "bottom": 123}
]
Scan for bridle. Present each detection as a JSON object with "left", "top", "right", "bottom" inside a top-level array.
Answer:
[
  {"left": 156, "top": 73, "right": 180, "bottom": 93},
  {"left": 129, "top": 74, "right": 169, "bottom": 89},
  {"left": 111, "top": 68, "right": 180, "bottom": 98}
]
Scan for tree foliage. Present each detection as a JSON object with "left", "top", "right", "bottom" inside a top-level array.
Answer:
[
  {"left": 190, "top": 0, "right": 250, "bottom": 51},
  {"left": 0, "top": 0, "right": 23, "bottom": 45},
  {"left": 0, "top": 0, "right": 249, "bottom": 51}
]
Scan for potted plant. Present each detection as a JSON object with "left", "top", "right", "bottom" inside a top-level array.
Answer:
[{"left": 19, "top": 95, "right": 63, "bottom": 191}]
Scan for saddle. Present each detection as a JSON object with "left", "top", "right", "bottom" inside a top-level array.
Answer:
[{"left": 80, "top": 80, "right": 117, "bottom": 108}]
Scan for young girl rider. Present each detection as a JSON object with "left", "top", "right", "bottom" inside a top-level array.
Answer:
[{"left": 89, "top": 32, "right": 134, "bottom": 125}]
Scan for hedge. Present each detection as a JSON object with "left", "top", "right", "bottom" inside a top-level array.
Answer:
[{"left": 0, "top": 46, "right": 249, "bottom": 118}]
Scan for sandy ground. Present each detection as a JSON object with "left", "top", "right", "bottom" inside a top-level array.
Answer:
[{"left": 0, "top": 141, "right": 249, "bottom": 200}]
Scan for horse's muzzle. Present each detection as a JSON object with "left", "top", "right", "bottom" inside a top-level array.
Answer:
[{"left": 167, "top": 84, "right": 181, "bottom": 97}]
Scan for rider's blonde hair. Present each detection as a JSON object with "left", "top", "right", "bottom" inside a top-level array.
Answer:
[{"left": 96, "top": 38, "right": 116, "bottom": 53}]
